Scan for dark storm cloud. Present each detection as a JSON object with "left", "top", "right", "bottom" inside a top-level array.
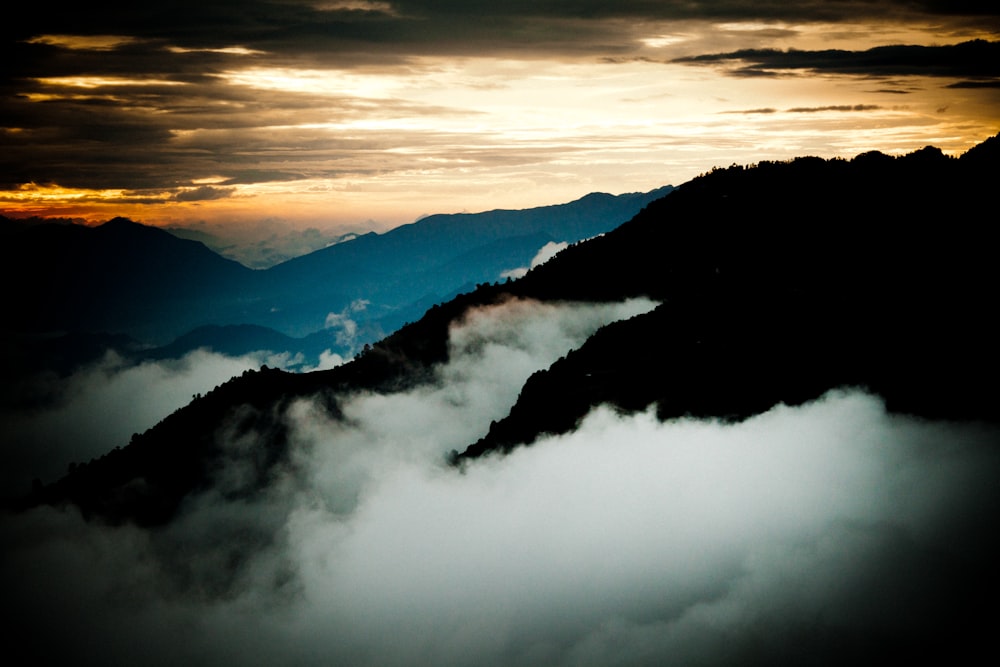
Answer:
[
  {"left": 787, "top": 104, "right": 882, "bottom": 112},
  {"left": 3, "top": 1, "right": 998, "bottom": 196},
  {"left": 674, "top": 39, "right": 1000, "bottom": 81},
  {"left": 727, "top": 104, "right": 883, "bottom": 114},
  {"left": 9, "top": 2, "right": 999, "bottom": 53},
  {"left": 173, "top": 185, "right": 235, "bottom": 201},
  {"left": 8, "top": 2, "right": 999, "bottom": 85},
  {"left": 0, "top": 76, "right": 477, "bottom": 191},
  {"left": 948, "top": 79, "right": 1000, "bottom": 88}
]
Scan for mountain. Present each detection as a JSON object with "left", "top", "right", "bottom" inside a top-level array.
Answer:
[
  {"left": 461, "top": 141, "right": 1000, "bottom": 458},
  {"left": 163, "top": 225, "right": 362, "bottom": 269},
  {"left": 1, "top": 216, "right": 254, "bottom": 341},
  {"left": 1, "top": 186, "right": 672, "bottom": 362},
  {"left": 246, "top": 186, "right": 674, "bottom": 337},
  {"left": 5, "top": 141, "right": 998, "bottom": 666},
  {"left": 17, "top": 136, "right": 998, "bottom": 522}
]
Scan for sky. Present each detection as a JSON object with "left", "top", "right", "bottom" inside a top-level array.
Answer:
[
  {"left": 3, "top": 1, "right": 999, "bottom": 238},
  {"left": 3, "top": 298, "right": 998, "bottom": 665}
]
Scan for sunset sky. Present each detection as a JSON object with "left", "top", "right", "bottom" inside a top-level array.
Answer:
[{"left": 3, "top": 1, "right": 999, "bottom": 236}]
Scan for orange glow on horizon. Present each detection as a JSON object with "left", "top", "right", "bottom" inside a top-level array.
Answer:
[{"left": 7, "top": 20, "right": 998, "bottom": 235}]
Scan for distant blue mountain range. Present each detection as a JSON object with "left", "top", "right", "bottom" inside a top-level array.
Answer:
[{"left": 2, "top": 186, "right": 672, "bottom": 373}]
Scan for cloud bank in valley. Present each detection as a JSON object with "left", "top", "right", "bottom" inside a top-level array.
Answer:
[
  {"left": 2, "top": 298, "right": 997, "bottom": 666},
  {"left": 0, "top": 348, "right": 273, "bottom": 494}
]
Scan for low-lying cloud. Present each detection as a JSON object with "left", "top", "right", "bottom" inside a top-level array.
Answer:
[
  {"left": 324, "top": 298, "right": 373, "bottom": 354},
  {"left": 285, "top": 396, "right": 999, "bottom": 666},
  {"left": 502, "top": 240, "right": 571, "bottom": 280},
  {"left": 0, "top": 349, "right": 268, "bottom": 494},
  {"left": 2, "top": 297, "right": 997, "bottom": 666}
]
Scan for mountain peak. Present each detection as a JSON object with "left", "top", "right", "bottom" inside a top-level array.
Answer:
[
  {"left": 96, "top": 217, "right": 167, "bottom": 239},
  {"left": 100, "top": 216, "right": 142, "bottom": 229}
]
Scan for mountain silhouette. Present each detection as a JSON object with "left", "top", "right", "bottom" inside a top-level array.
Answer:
[
  {"left": 2, "top": 216, "right": 253, "bottom": 340},
  {"left": 13, "top": 136, "right": 998, "bottom": 526},
  {"left": 461, "top": 137, "right": 1000, "bottom": 457}
]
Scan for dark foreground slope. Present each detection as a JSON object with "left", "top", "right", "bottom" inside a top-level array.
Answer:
[
  {"left": 462, "top": 140, "right": 1000, "bottom": 458},
  {"left": 14, "top": 136, "right": 999, "bottom": 524}
]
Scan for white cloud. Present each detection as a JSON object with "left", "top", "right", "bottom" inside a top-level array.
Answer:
[
  {"left": 2, "top": 298, "right": 996, "bottom": 666},
  {"left": 275, "top": 391, "right": 999, "bottom": 666},
  {"left": 0, "top": 349, "right": 265, "bottom": 492},
  {"left": 303, "top": 349, "right": 348, "bottom": 372},
  {"left": 501, "top": 240, "right": 570, "bottom": 280},
  {"left": 324, "top": 298, "right": 373, "bottom": 351},
  {"left": 293, "top": 297, "right": 659, "bottom": 515}
]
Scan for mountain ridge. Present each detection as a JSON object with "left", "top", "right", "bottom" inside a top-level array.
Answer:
[
  {"left": 2, "top": 186, "right": 672, "bottom": 350},
  {"left": 12, "top": 135, "right": 999, "bottom": 525}
]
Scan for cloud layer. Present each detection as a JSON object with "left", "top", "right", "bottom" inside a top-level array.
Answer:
[
  {"left": 4, "top": 1, "right": 998, "bottom": 227},
  {"left": 0, "top": 349, "right": 270, "bottom": 493},
  {"left": 2, "top": 298, "right": 996, "bottom": 665}
]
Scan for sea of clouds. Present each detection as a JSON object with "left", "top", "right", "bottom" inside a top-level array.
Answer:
[
  {"left": 0, "top": 349, "right": 271, "bottom": 493},
  {"left": 2, "top": 297, "right": 997, "bottom": 665}
]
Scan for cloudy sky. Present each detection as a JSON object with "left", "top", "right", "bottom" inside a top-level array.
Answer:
[{"left": 3, "top": 1, "right": 999, "bottom": 234}]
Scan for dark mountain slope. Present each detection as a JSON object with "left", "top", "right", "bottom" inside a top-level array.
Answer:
[
  {"left": 13, "top": 285, "right": 508, "bottom": 523},
  {"left": 461, "top": 139, "right": 1000, "bottom": 458},
  {"left": 13, "top": 136, "right": 999, "bottom": 523},
  {"left": 2, "top": 217, "right": 255, "bottom": 340},
  {"left": 0, "top": 330, "right": 143, "bottom": 410},
  {"left": 507, "top": 144, "right": 992, "bottom": 305}
]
